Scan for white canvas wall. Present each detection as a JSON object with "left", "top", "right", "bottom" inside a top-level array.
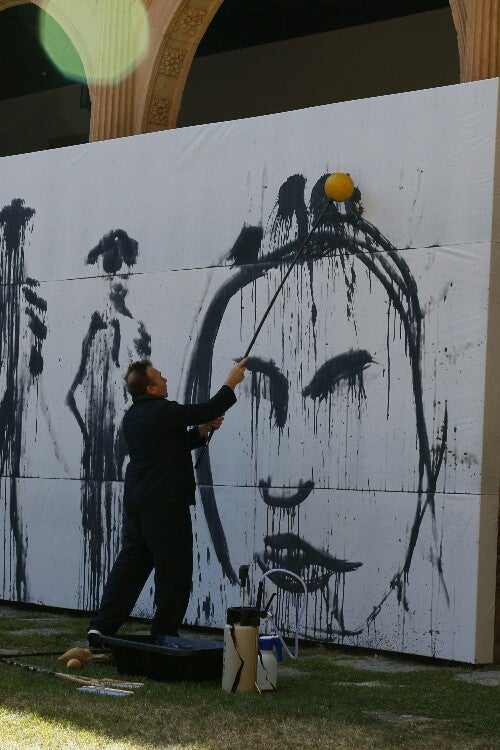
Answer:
[{"left": 0, "top": 79, "right": 498, "bottom": 662}]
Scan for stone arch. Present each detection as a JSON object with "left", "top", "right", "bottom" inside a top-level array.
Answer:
[
  {"left": 139, "top": 0, "right": 224, "bottom": 133},
  {"left": 75, "top": 0, "right": 225, "bottom": 141},
  {"left": 0, "top": 0, "right": 28, "bottom": 10}
]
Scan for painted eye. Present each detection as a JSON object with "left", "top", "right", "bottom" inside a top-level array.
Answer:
[
  {"left": 244, "top": 356, "right": 288, "bottom": 428},
  {"left": 302, "top": 349, "right": 374, "bottom": 402}
]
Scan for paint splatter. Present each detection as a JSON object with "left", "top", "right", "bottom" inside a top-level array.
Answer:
[
  {"left": 134, "top": 322, "right": 151, "bottom": 358},
  {"left": 86, "top": 229, "right": 138, "bottom": 274},
  {"left": 109, "top": 282, "right": 132, "bottom": 318},
  {"left": 0, "top": 199, "right": 45, "bottom": 601}
]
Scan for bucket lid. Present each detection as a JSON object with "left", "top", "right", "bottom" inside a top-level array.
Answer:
[{"left": 226, "top": 606, "right": 260, "bottom": 627}]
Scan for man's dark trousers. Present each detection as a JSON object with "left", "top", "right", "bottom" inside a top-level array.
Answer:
[{"left": 89, "top": 504, "right": 192, "bottom": 638}]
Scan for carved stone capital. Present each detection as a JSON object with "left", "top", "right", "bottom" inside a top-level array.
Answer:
[
  {"left": 449, "top": 0, "right": 468, "bottom": 78},
  {"left": 465, "top": 0, "right": 499, "bottom": 81}
]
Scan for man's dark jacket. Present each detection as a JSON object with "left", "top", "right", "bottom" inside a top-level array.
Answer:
[{"left": 122, "top": 385, "right": 236, "bottom": 511}]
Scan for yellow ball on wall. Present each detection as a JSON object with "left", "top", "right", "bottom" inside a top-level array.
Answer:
[{"left": 324, "top": 173, "right": 355, "bottom": 202}]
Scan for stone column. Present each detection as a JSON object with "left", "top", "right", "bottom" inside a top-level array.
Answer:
[
  {"left": 140, "top": 0, "right": 224, "bottom": 134},
  {"left": 450, "top": 0, "right": 499, "bottom": 81},
  {"left": 88, "top": 0, "right": 144, "bottom": 141}
]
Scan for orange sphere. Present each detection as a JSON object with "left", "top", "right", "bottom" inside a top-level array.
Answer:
[
  {"left": 67, "top": 658, "right": 81, "bottom": 670},
  {"left": 324, "top": 173, "right": 355, "bottom": 202}
]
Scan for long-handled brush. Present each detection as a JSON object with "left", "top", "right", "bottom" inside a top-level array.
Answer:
[{"left": 0, "top": 657, "right": 143, "bottom": 693}]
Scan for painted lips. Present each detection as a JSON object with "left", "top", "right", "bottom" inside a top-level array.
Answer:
[{"left": 257, "top": 479, "right": 362, "bottom": 592}]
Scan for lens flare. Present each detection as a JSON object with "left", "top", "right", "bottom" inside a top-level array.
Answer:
[
  {"left": 39, "top": 9, "right": 86, "bottom": 82},
  {"left": 39, "top": 0, "right": 150, "bottom": 85}
]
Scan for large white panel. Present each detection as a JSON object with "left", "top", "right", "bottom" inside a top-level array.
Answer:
[
  {"left": 1, "top": 478, "right": 95, "bottom": 609},
  {"left": 0, "top": 477, "right": 154, "bottom": 615},
  {"left": 186, "top": 493, "right": 257, "bottom": 628},
  {"left": 0, "top": 80, "right": 496, "bottom": 284}
]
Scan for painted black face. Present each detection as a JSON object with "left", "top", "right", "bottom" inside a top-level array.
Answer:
[
  {"left": 236, "top": 266, "right": 383, "bottom": 617},
  {"left": 202, "top": 246, "right": 408, "bottom": 637},
  {"left": 250, "top": 349, "right": 374, "bottom": 536},
  {"left": 246, "top": 348, "right": 374, "bottom": 512},
  {"left": 187, "top": 174, "right": 445, "bottom": 638}
]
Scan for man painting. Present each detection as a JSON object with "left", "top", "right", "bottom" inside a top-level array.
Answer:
[{"left": 87, "top": 357, "right": 247, "bottom": 645}]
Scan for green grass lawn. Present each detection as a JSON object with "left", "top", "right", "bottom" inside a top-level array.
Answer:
[{"left": 0, "top": 604, "right": 498, "bottom": 750}]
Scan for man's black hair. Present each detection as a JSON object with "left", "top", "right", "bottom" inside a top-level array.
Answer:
[{"left": 124, "top": 359, "right": 153, "bottom": 400}]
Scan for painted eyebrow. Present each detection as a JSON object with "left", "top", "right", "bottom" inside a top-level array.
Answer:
[
  {"left": 244, "top": 356, "right": 288, "bottom": 428},
  {"left": 302, "top": 349, "right": 374, "bottom": 401}
]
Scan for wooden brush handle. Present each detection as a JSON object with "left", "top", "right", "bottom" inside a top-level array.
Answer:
[{"left": 54, "top": 672, "right": 93, "bottom": 685}]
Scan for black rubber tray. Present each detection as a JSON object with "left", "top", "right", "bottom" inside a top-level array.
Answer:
[{"left": 101, "top": 634, "right": 223, "bottom": 682}]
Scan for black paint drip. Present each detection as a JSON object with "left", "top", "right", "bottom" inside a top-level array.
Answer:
[
  {"left": 134, "top": 321, "right": 152, "bottom": 357},
  {"left": 227, "top": 224, "right": 263, "bottom": 266},
  {"left": 302, "top": 349, "right": 373, "bottom": 407},
  {"left": 271, "top": 174, "right": 308, "bottom": 249},
  {"left": 109, "top": 282, "right": 132, "bottom": 318},
  {"left": 259, "top": 478, "right": 314, "bottom": 509},
  {"left": 0, "top": 199, "right": 44, "bottom": 602},
  {"left": 245, "top": 356, "right": 288, "bottom": 429}
]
